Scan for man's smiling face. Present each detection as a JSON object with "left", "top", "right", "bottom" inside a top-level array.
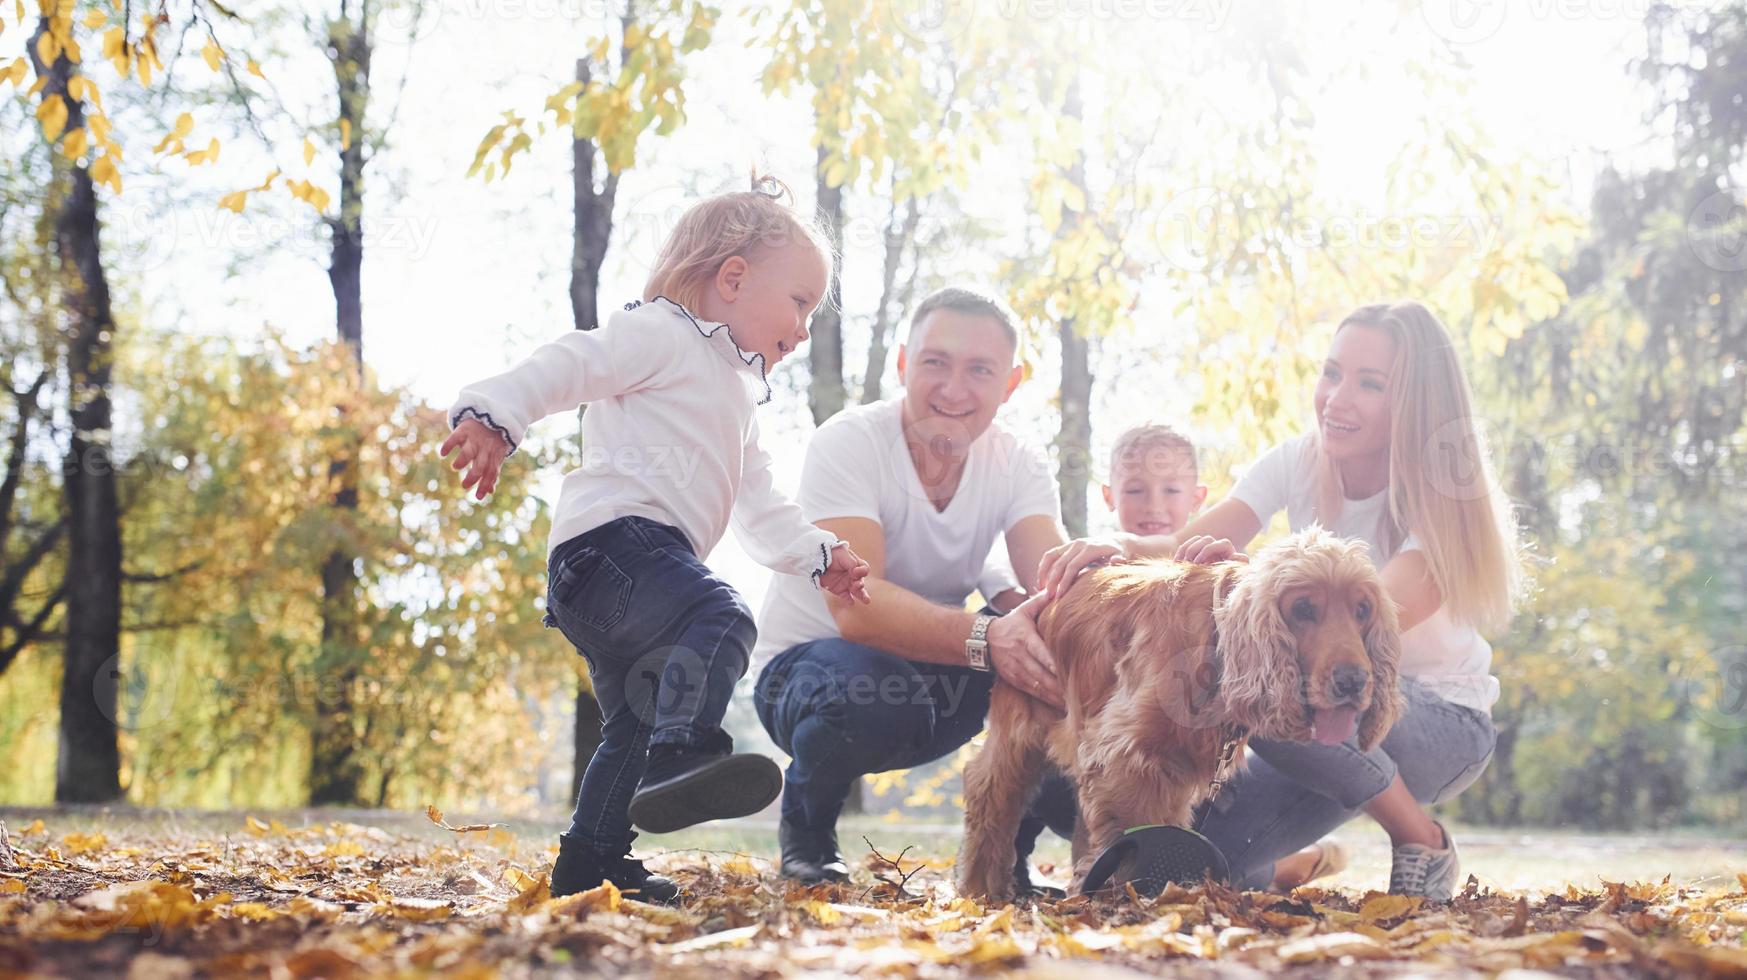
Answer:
[{"left": 896, "top": 308, "right": 1022, "bottom": 455}]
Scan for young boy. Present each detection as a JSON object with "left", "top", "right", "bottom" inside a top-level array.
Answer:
[
  {"left": 1004, "top": 424, "right": 1212, "bottom": 894},
  {"left": 1101, "top": 424, "right": 1207, "bottom": 539}
]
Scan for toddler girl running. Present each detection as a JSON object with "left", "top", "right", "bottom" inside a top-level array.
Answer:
[{"left": 439, "top": 175, "right": 872, "bottom": 904}]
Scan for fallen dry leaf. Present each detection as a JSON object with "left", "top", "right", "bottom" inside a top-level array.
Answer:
[{"left": 423, "top": 804, "right": 503, "bottom": 835}]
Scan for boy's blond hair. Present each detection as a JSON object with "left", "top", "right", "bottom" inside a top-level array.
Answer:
[
  {"left": 1109, "top": 424, "right": 1198, "bottom": 484},
  {"left": 643, "top": 172, "right": 835, "bottom": 313}
]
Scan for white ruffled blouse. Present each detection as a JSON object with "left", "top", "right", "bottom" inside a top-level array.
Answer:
[{"left": 448, "top": 297, "right": 837, "bottom": 585}]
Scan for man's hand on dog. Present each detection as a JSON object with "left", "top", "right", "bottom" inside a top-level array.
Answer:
[{"left": 988, "top": 593, "right": 1063, "bottom": 706}]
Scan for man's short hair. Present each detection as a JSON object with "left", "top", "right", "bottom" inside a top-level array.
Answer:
[{"left": 907, "top": 286, "right": 1020, "bottom": 353}]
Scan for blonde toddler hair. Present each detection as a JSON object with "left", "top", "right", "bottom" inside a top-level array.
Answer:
[{"left": 643, "top": 172, "right": 835, "bottom": 313}]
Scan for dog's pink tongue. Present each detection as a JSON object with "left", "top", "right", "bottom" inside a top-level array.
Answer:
[{"left": 1312, "top": 707, "right": 1360, "bottom": 745}]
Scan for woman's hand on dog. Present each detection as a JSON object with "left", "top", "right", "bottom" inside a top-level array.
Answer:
[
  {"left": 1174, "top": 535, "right": 1249, "bottom": 565},
  {"left": 1037, "top": 537, "right": 1127, "bottom": 600},
  {"left": 987, "top": 594, "right": 1064, "bottom": 706}
]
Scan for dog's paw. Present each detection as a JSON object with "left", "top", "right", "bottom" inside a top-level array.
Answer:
[{"left": 955, "top": 870, "right": 1015, "bottom": 905}]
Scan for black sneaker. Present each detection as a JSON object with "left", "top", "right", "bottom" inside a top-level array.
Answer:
[
  {"left": 629, "top": 734, "right": 783, "bottom": 834},
  {"left": 778, "top": 815, "right": 849, "bottom": 885},
  {"left": 549, "top": 833, "right": 681, "bottom": 905}
]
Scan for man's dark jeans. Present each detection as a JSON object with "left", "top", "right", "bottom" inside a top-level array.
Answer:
[
  {"left": 754, "top": 635, "right": 1075, "bottom": 847},
  {"left": 544, "top": 516, "right": 757, "bottom": 852}
]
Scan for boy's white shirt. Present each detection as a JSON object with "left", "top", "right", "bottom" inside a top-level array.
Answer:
[{"left": 447, "top": 297, "right": 838, "bottom": 584}]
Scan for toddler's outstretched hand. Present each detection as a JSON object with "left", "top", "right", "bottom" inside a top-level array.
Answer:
[
  {"left": 439, "top": 418, "right": 512, "bottom": 501},
  {"left": 820, "top": 542, "right": 873, "bottom": 604}
]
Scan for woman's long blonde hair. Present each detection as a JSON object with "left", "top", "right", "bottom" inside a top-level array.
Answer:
[
  {"left": 1306, "top": 301, "right": 1525, "bottom": 633},
  {"left": 642, "top": 172, "right": 834, "bottom": 313}
]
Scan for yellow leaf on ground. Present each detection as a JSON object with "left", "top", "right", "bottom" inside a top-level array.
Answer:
[
  {"left": 1359, "top": 893, "right": 1424, "bottom": 924},
  {"left": 284, "top": 948, "right": 360, "bottom": 977},
  {"left": 378, "top": 898, "right": 452, "bottom": 922},
  {"left": 201, "top": 40, "right": 222, "bottom": 71},
  {"left": 1276, "top": 932, "right": 1394, "bottom": 963},
  {"left": 62, "top": 832, "right": 106, "bottom": 854},
  {"left": 423, "top": 804, "right": 502, "bottom": 834},
  {"left": 506, "top": 874, "right": 549, "bottom": 914},
  {"left": 718, "top": 856, "right": 759, "bottom": 876},
  {"left": 551, "top": 879, "right": 620, "bottom": 916},
  {"left": 303, "top": 137, "right": 316, "bottom": 165}
]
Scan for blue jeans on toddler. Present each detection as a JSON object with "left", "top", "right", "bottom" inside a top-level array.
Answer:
[{"left": 543, "top": 516, "right": 757, "bottom": 853}]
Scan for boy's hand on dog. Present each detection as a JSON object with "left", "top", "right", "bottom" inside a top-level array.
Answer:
[
  {"left": 988, "top": 594, "right": 1063, "bottom": 706},
  {"left": 820, "top": 543, "right": 873, "bottom": 604},
  {"left": 1174, "top": 535, "right": 1249, "bottom": 565},
  {"left": 1037, "top": 537, "right": 1126, "bottom": 600},
  {"left": 439, "top": 418, "right": 512, "bottom": 501}
]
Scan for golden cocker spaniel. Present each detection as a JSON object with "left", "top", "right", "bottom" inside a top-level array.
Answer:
[{"left": 957, "top": 526, "right": 1404, "bottom": 901}]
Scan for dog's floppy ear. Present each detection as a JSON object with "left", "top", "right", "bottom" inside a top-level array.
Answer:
[
  {"left": 1357, "top": 585, "right": 1404, "bottom": 751},
  {"left": 1213, "top": 561, "right": 1299, "bottom": 735}
]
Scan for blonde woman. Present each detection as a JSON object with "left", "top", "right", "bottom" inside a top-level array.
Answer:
[{"left": 1038, "top": 301, "right": 1523, "bottom": 900}]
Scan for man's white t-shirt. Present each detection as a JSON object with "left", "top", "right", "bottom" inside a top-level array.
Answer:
[
  {"left": 754, "top": 398, "right": 1061, "bottom": 663},
  {"left": 1228, "top": 433, "right": 1500, "bottom": 714}
]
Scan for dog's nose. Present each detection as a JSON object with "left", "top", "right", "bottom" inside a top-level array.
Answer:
[{"left": 1330, "top": 664, "right": 1369, "bottom": 701}]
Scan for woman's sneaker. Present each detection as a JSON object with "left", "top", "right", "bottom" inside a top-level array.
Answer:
[
  {"left": 1388, "top": 821, "right": 1460, "bottom": 901},
  {"left": 550, "top": 833, "right": 681, "bottom": 905},
  {"left": 629, "top": 732, "right": 783, "bottom": 834}
]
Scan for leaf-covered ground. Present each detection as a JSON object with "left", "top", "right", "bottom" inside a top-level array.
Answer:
[{"left": 1, "top": 808, "right": 1745, "bottom": 978}]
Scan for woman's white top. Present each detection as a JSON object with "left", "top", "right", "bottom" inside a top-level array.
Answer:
[
  {"left": 1229, "top": 433, "right": 1500, "bottom": 713},
  {"left": 447, "top": 297, "right": 838, "bottom": 584}
]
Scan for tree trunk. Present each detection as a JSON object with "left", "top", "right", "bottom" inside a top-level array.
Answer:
[
  {"left": 1057, "top": 322, "right": 1092, "bottom": 538},
  {"left": 862, "top": 196, "right": 921, "bottom": 404},
  {"left": 1055, "top": 79, "right": 1092, "bottom": 539},
  {"left": 1, "top": 370, "right": 66, "bottom": 679},
  {"left": 570, "top": 60, "right": 619, "bottom": 332},
  {"left": 311, "top": 3, "right": 373, "bottom": 806},
  {"left": 32, "top": 20, "right": 123, "bottom": 803},
  {"left": 809, "top": 144, "right": 846, "bottom": 425},
  {"left": 568, "top": 53, "right": 618, "bottom": 796}
]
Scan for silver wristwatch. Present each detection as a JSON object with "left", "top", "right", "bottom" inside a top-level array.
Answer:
[{"left": 965, "top": 614, "right": 995, "bottom": 672}]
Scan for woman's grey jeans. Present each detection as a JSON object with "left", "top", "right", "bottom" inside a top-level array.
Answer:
[{"left": 1193, "top": 677, "right": 1497, "bottom": 890}]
